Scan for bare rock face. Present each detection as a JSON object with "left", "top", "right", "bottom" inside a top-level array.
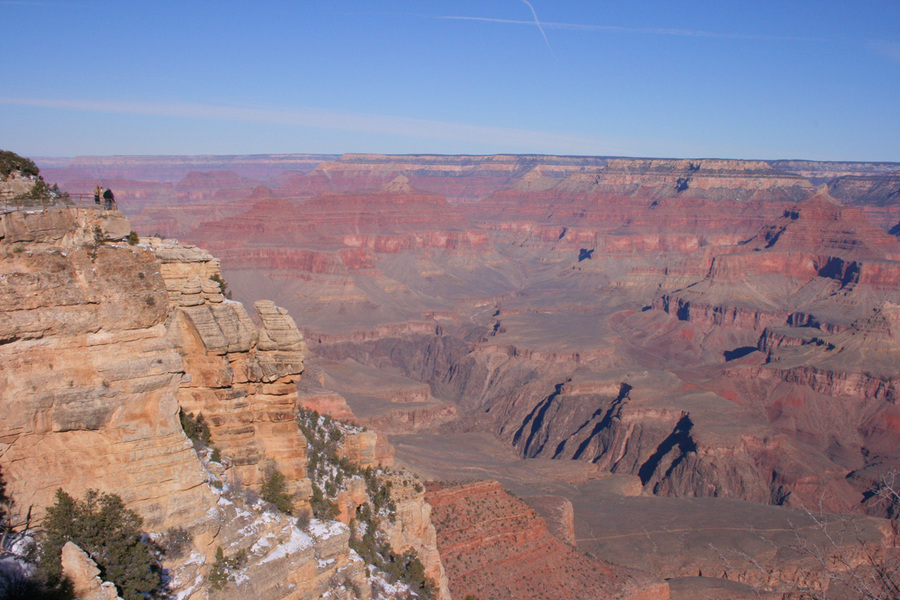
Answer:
[
  {"left": 382, "top": 474, "right": 451, "bottom": 600},
  {"left": 157, "top": 239, "right": 311, "bottom": 502},
  {"left": 149, "top": 238, "right": 221, "bottom": 305},
  {"left": 426, "top": 479, "right": 669, "bottom": 600},
  {"left": 61, "top": 542, "right": 123, "bottom": 600},
  {"left": 525, "top": 495, "right": 576, "bottom": 545},
  {"left": 0, "top": 208, "right": 215, "bottom": 529},
  {"left": 338, "top": 429, "right": 395, "bottom": 469}
]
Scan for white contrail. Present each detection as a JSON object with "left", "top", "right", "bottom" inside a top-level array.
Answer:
[
  {"left": 518, "top": 0, "right": 552, "bottom": 53},
  {"left": 435, "top": 15, "right": 827, "bottom": 43}
]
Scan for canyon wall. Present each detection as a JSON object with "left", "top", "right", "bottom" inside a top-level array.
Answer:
[
  {"left": 156, "top": 238, "right": 312, "bottom": 500},
  {"left": 0, "top": 208, "right": 215, "bottom": 529},
  {"left": 26, "top": 153, "right": 900, "bottom": 598}
]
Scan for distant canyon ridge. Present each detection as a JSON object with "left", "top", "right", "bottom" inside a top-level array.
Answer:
[{"left": 40, "top": 153, "right": 900, "bottom": 519}]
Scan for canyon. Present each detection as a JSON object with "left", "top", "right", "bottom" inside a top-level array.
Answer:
[
  {"left": 0, "top": 204, "right": 456, "bottom": 600},
  {"left": 18, "top": 152, "right": 900, "bottom": 598}
]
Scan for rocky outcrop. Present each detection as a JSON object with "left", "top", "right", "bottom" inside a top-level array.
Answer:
[
  {"left": 383, "top": 474, "right": 451, "bottom": 600},
  {"left": 201, "top": 501, "right": 368, "bottom": 600},
  {"left": 337, "top": 429, "right": 394, "bottom": 469},
  {"left": 157, "top": 239, "right": 311, "bottom": 502},
  {"left": 755, "top": 303, "right": 900, "bottom": 404},
  {"left": 0, "top": 173, "right": 39, "bottom": 201},
  {"left": 0, "top": 208, "right": 215, "bottom": 529},
  {"left": 524, "top": 495, "right": 576, "bottom": 545},
  {"left": 426, "top": 480, "right": 669, "bottom": 600},
  {"left": 61, "top": 542, "right": 122, "bottom": 600},
  {"left": 150, "top": 238, "right": 222, "bottom": 304}
]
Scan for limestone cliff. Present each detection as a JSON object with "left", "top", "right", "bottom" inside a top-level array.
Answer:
[
  {"left": 155, "top": 237, "right": 311, "bottom": 501},
  {"left": 0, "top": 207, "right": 215, "bottom": 529}
]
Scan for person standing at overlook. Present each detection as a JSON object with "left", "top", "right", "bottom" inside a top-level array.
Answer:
[{"left": 102, "top": 187, "right": 115, "bottom": 210}]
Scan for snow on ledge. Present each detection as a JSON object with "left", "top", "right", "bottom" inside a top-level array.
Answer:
[
  {"left": 308, "top": 518, "right": 349, "bottom": 540},
  {"left": 258, "top": 527, "right": 313, "bottom": 565}
]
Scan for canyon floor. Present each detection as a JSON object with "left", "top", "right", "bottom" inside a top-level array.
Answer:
[{"left": 40, "top": 153, "right": 900, "bottom": 598}]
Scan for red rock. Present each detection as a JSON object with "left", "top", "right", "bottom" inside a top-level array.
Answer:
[{"left": 426, "top": 480, "right": 669, "bottom": 600}]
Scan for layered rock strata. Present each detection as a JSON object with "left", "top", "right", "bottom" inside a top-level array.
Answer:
[
  {"left": 156, "top": 239, "right": 311, "bottom": 501},
  {"left": 0, "top": 208, "right": 214, "bottom": 529},
  {"left": 426, "top": 480, "right": 669, "bottom": 600}
]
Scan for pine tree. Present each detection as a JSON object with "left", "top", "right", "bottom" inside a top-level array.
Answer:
[
  {"left": 39, "top": 489, "right": 160, "bottom": 600},
  {"left": 260, "top": 467, "right": 294, "bottom": 515}
]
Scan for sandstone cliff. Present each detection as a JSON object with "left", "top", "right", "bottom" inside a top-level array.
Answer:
[
  {"left": 0, "top": 207, "right": 215, "bottom": 529},
  {"left": 155, "top": 237, "right": 311, "bottom": 501}
]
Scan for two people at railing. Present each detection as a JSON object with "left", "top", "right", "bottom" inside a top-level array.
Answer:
[{"left": 93, "top": 184, "right": 116, "bottom": 210}]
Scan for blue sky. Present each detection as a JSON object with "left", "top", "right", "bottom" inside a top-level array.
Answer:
[{"left": 1, "top": 0, "right": 899, "bottom": 161}]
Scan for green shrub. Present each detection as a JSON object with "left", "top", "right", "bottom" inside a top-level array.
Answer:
[
  {"left": 0, "top": 150, "right": 39, "bottom": 179},
  {"left": 208, "top": 546, "right": 247, "bottom": 590},
  {"left": 260, "top": 466, "right": 294, "bottom": 515},
  {"left": 210, "top": 273, "right": 229, "bottom": 298},
  {"left": 19, "top": 179, "right": 69, "bottom": 203},
  {"left": 39, "top": 489, "right": 160, "bottom": 600},
  {"left": 310, "top": 483, "right": 338, "bottom": 520},
  {"left": 158, "top": 527, "right": 192, "bottom": 560},
  {"left": 179, "top": 409, "right": 211, "bottom": 448},
  {"left": 295, "top": 507, "right": 312, "bottom": 530},
  {"left": 127, "top": 231, "right": 139, "bottom": 245}
]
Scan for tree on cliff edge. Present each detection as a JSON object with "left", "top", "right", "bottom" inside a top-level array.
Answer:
[
  {"left": 0, "top": 150, "right": 40, "bottom": 180},
  {"left": 39, "top": 489, "right": 161, "bottom": 600},
  {"left": 0, "top": 149, "right": 69, "bottom": 203}
]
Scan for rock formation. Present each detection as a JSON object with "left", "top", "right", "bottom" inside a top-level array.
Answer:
[
  {"left": 0, "top": 207, "right": 214, "bottom": 529},
  {"left": 426, "top": 480, "right": 669, "bottom": 600},
  {"left": 0, "top": 205, "right": 454, "bottom": 600},
  {"left": 61, "top": 542, "right": 123, "bottom": 600},
  {"left": 382, "top": 474, "right": 451, "bottom": 600},
  {"left": 157, "top": 238, "right": 311, "bottom": 501}
]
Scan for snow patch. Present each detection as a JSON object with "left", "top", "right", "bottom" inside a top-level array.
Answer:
[
  {"left": 250, "top": 536, "right": 272, "bottom": 554},
  {"left": 258, "top": 527, "right": 313, "bottom": 565},
  {"left": 309, "top": 518, "right": 348, "bottom": 540}
]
